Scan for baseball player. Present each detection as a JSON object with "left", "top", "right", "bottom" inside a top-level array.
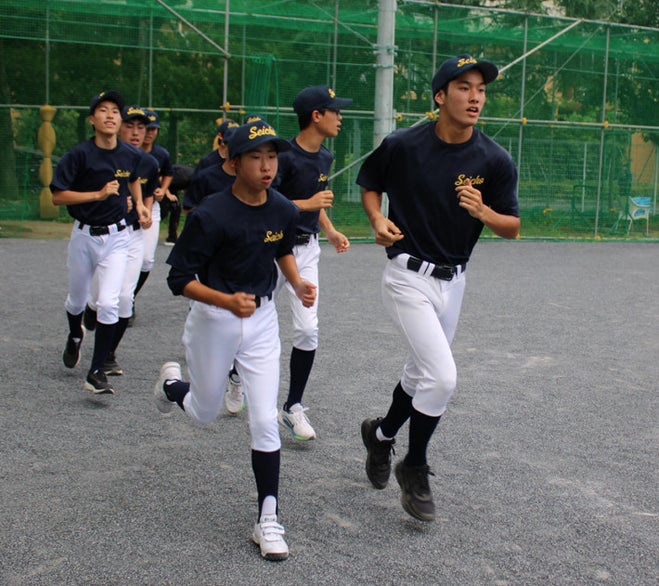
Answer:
[
  {"left": 83, "top": 105, "right": 157, "bottom": 378},
  {"left": 183, "top": 120, "right": 239, "bottom": 211},
  {"left": 161, "top": 163, "right": 193, "bottom": 246},
  {"left": 181, "top": 121, "right": 245, "bottom": 414},
  {"left": 193, "top": 118, "right": 238, "bottom": 176},
  {"left": 52, "top": 90, "right": 148, "bottom": 394},
  {"left": 153, "top": 119, "right": 316, "bottom": 561},
  {"left": 273, "top": 85, "right": 351, "bottom": 441},
  {"left": 131, "top": 108, "right": 173, "bottom": 323},
  {"left": 357, "top": 54, "right": 520, "bottom": 521}
]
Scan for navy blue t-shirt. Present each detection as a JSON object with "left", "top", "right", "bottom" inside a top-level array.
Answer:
[
  {"left": 356, "top": 123, "right": 519, "bottom": 265},
  {"left": 148, "top": 143, "right": 174, "bottom": 179},
  {"left": 195, "top": 149, "right": 222, "bottom": 173},
  {"left": 272, "top": 138, "right": 334, "bottom": 235},
  {"left": 183, "top": 164, "right": 236, "bottom": 210},
  {"left": 166, "top": 188, "right": 300, "bottom": 298},
  {"left": 51, "top": 138, "right": 142, "bottom": 225}
]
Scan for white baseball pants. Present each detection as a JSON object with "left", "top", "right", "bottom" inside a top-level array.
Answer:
[
  {"left": 182, "top": 297, "right": 281, "bottom": 452},
  {"left": 382, "top": 255, "right": 466, "bottom": 418}
]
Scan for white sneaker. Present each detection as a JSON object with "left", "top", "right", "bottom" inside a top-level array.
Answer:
[
  {"left": 252, "top": 515, "right": 289, "bottom": 561},
  {"left": 154, "top": 362, "right": 182, "bottom": 414},
  {"left": 224, "top": 370, "right": 245, "bottom": 415},
  {"left": 278, "top": 403, "right": 316, "bottom": 440}
]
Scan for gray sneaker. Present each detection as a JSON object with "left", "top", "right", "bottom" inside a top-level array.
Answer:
[
  {"left": 361, "top": 417, "right": 395, "bottom": 489},
  {"left": 394, "top": 460, "right": 435, "bottom": 522}
]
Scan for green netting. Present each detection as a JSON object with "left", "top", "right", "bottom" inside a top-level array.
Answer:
[{"left": 1, "top": 0, "right": 658, "bottom": 239}]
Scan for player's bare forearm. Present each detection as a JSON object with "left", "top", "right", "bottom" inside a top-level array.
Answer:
[
  {"left": 319, "top": 209, "right": 350, "bottom": 253},
  {"left": 479, "top": 208, "right": 520, "bottom": 239},
  {"left": 294, "top": 189, "right": 334, "bottom": 212},
  {"left": 52, "top": 180, "right": 120, "bottom": 205},
  {"left": 361, "top": 188, "right": 403, "bottom": 247}
]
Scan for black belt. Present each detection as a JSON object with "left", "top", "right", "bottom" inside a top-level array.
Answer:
[
  {"left": 78, "top": 221, "right": 127, "bottom": 236},
  {"left": 131, "top": 220, "right": 141, "bottom": 230},
  {"left": 295, "top": 232, "right": 316, "bottom": 245},
  {"left": 406, "top": 256, "right": 465, "bottom": 281},
  {"left": 254, "top": 293, "right": 273, "bottom": 308}
]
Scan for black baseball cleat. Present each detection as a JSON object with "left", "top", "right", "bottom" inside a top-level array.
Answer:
[
  {"left": 394, "top": 460, "right": 435, "bottom": 522},
  {"left": 102, "top": 352, "right": 123, "bottom": 376},
  {"left": 361, "top": 417, "right": 395, "bottom": 489},
  {"left": 62, "top": 333, "right": 83, "bottom": 369},
  {"left": 84, "top": 369, "right": 115, "bottom": 395},
  {"left": 82, "top": 305, "right": 97, "bottom": 332}
]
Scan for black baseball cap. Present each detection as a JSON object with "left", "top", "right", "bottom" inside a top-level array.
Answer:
[
  {"left": 144, "top": 109, "right": 160, "bottom": 129},
  {"left": 217, "top": 119, "right": 239, "bottom": 135},
  {"left": 431, "top": 54, "right": 499, "bottom": 95},
  {"left": 293, "top": 85, "right": 352, "bottom": 115},
  {"left": 228, "top": 120, "right": 291, "bottom": 159},
  {"left": 121, "top": 105, "right": 149, "bottom": 123},
  {"left": 89, "top": 90, "right": 125, "bottom": 115},
  {"left": 243, "top": 113, "right": 264, "bottom": 124}
]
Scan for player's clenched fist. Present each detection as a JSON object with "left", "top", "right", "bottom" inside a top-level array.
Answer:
[
  {"left": 293, "top": 280, "right": 317, "bottom": 308},
  {"left": 308, "top": 189, "right": 334, "bottom": 210},
  {"left": 228, "top": 292, "right": 258, "bottom": 318},
  {"left": 100, "top": 179, "right": 120, "bottom": 199}
]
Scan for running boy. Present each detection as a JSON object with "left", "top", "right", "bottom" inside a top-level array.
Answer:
[
  {"left": 273, "top": 85, "right": 352, "bottom": 441},
  {"left": 357, "top": 54, "right": 520, "bottom": 521},
  {"left": 153, "top": 120, "right": 316, "bottom": 561},
  {"left": 52, "top": 90, "right": 148, "bottom": 394}
]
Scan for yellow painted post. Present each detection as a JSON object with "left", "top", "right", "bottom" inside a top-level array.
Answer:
[{"left": 38, "top": 104, "right": 58, "bottom": 219}]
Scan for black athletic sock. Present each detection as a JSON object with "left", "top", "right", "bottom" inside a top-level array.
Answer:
[
  {"left": 110, "top": 317, "right": 130, "bottom": 353},
  {"left": 134, "top": 271, "right": 150, "bottom": 296},
  {"left": 66, "top": 311, "right": 84, "bottom": 340},
  {"left": 284, "top": 347, "right": 315, "bottom": 410},
  {"left": 163, "top": 379, "right": 189, "bottom": 410},
  {"left": 252, "top": 449, "right": 280, "bottom": 518},
  {"left": 90, "top": 322, "right": 116, "bottom": 372},
  {"left": 379, "top": 381, "right": 414, "bottom": 439},
  {"left": 405, "top": 408, "right": 441, "bottom": 467}
]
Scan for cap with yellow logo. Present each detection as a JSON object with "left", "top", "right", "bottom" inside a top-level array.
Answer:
[
  {"left": 292, "top": 85, "right": 352, "bottom": 116},
  {"left": 228, "top": 120, "right": 291, "bottom": 159},
  {"left": 431, "top": 54, "right": 498, "bottom": 95}
]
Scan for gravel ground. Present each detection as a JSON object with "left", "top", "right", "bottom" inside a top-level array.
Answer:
[{"left": 0, "top": 237, "right": 657, "bottom": 586}]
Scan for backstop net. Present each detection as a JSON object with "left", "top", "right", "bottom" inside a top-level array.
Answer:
[{"left": 1, "top": 0, "right": 658, "bottom": 239}]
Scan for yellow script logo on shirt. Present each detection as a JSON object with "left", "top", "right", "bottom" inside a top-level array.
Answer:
[
  {"left": 264, "top": 230, "right": 284, "bottom": 243},
  {"left": 455, "top": 174, "right": 485, "bottom": 186},
  {"left": 115, "top": 170, "right": 131, "bottom": 178}
]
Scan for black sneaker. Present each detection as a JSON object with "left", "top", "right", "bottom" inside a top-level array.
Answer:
[
  {"left": 84, "top": 369, "right": 115, "bottom": 395},
  {"left": 394, "top": 460, "right": 435, "bottom": 522},
  {"left": 83, "top": 305, "right": 97, "bottom": 332},
  {"left": 361, "top": 417, "right": 395, "bottom": 489},
  {"left": 102, "top": 352, "right": 123, "bottom": 376},
  {"left": 62, "top": 334, "right": 83, "bottom": 368}
]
